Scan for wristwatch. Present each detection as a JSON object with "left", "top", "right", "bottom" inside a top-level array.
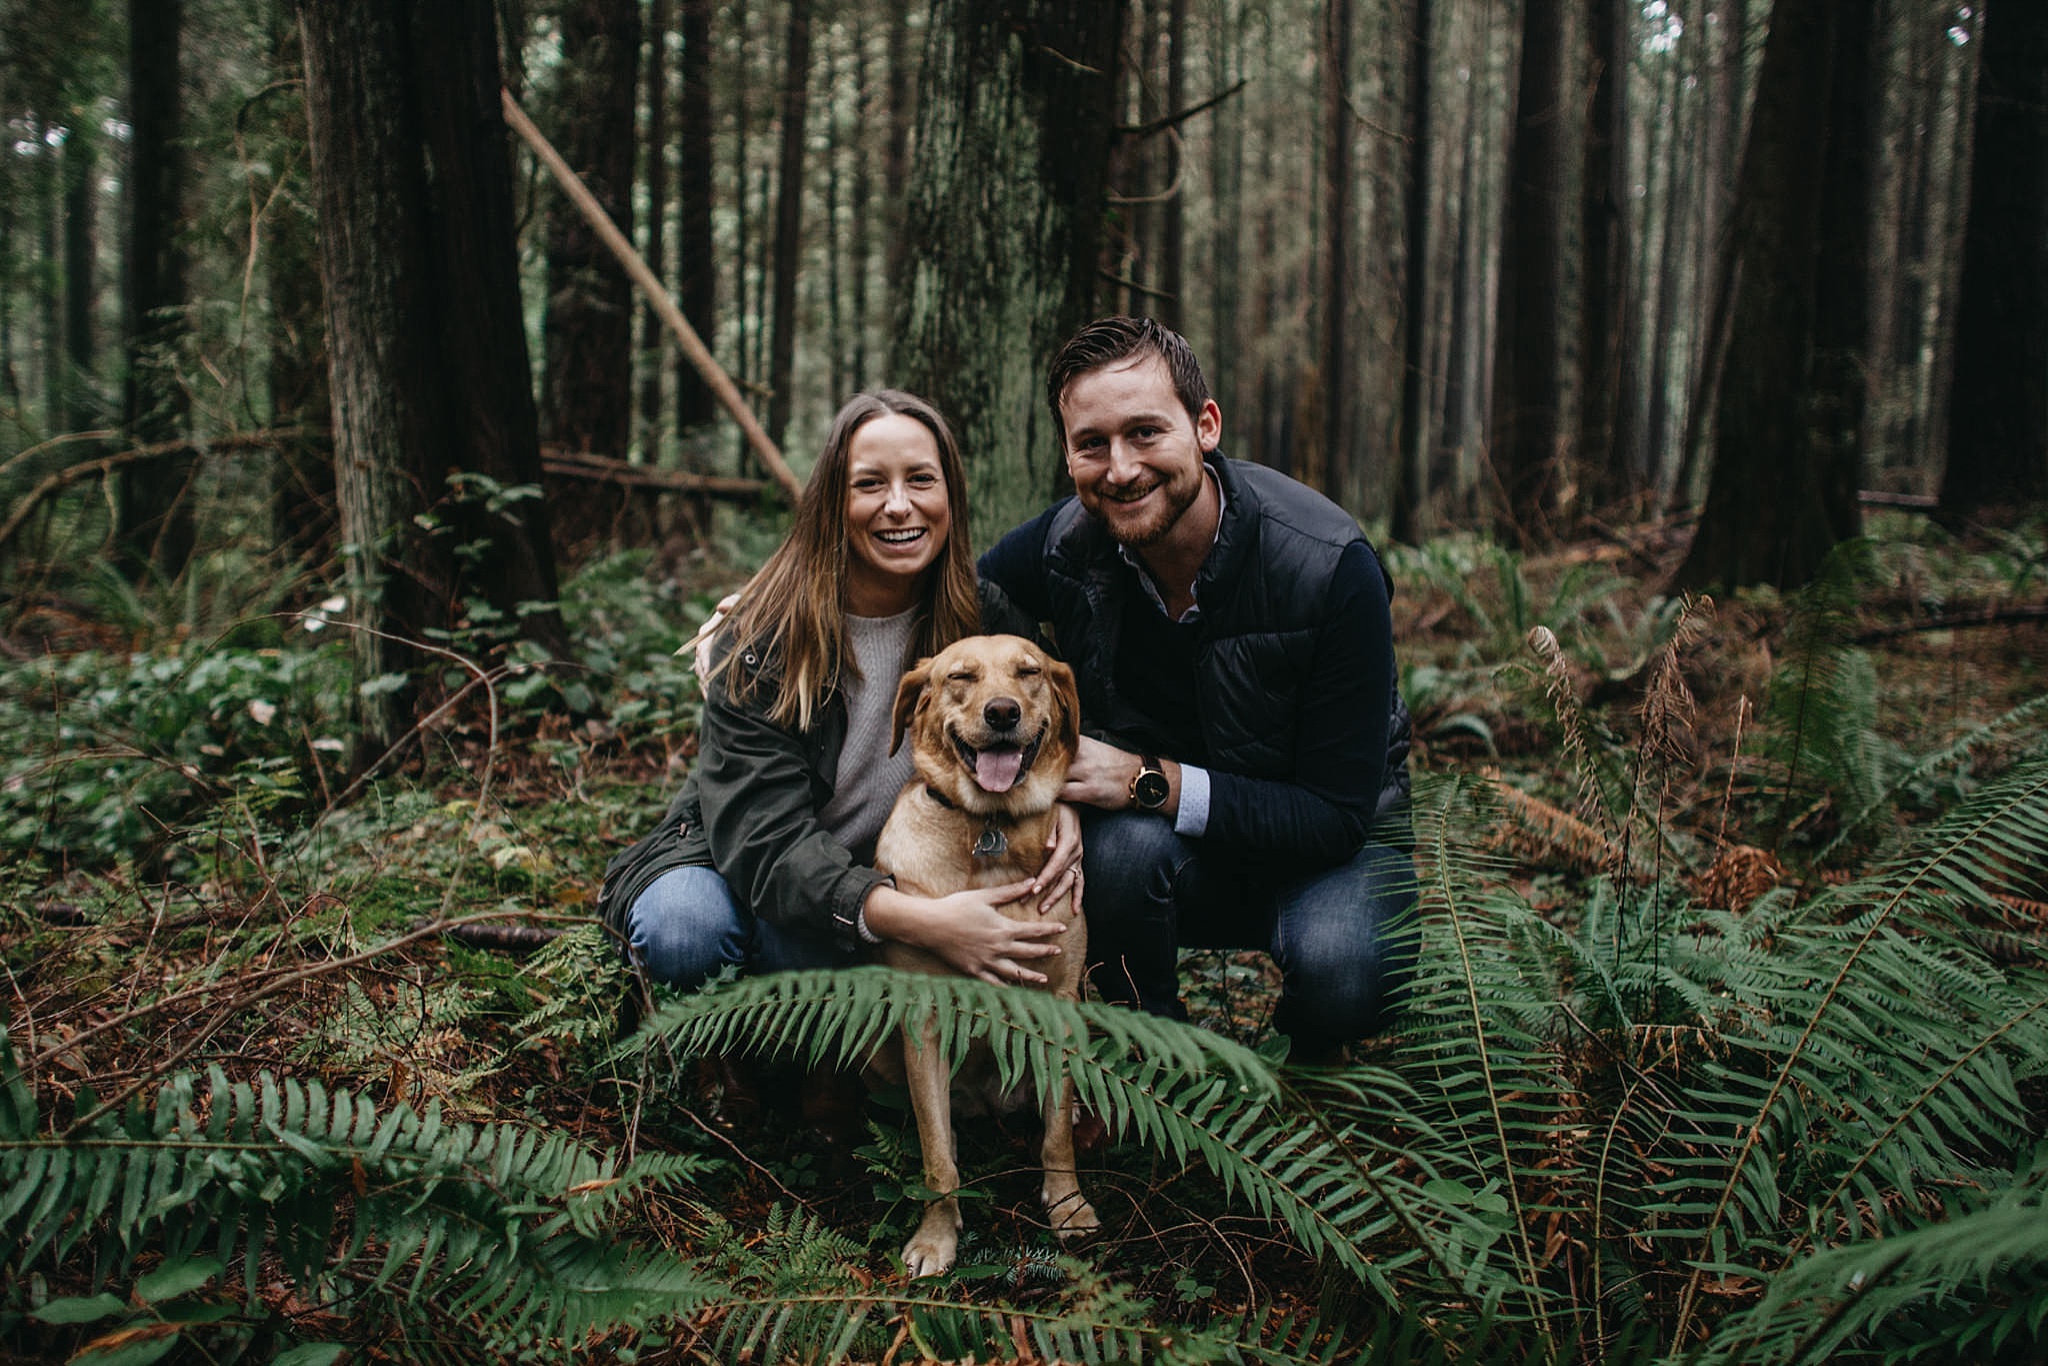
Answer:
[{"left": 1129, "top": 755, "right": 1170, "bottom": 812}]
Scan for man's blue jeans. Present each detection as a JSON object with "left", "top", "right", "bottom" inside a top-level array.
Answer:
[
  {"left": 1079, "top": 810, "right": 1419, "bottom": 1051},
  {"left": 625, "top": 865, "right": 848, "bottom": 990}
]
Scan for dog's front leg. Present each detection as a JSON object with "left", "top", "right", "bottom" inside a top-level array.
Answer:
[
  {"left": 1040, "top": 1071, "right": 1100, "bottom": 1240},
  {"left": 901, "top": 1016, "right": 963, "bottom": 1277}
]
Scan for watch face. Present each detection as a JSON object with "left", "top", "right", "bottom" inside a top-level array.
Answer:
[{"left": 1133, "top": 769, "right": 1170, "bottom": 809}]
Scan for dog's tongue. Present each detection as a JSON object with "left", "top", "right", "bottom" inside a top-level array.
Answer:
[{"left": 974, "top": 747, "right": 1024, "bottom": 793}]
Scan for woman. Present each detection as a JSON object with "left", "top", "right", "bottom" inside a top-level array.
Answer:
[{"left": 599, "top": 390, "right": 1078, "bottom": 991}]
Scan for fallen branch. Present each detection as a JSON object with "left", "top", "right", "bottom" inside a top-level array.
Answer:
[
  {"left": 541, "top": 448, "right": 769, "bottom": 502},
  {"left": 1857, "top": 490, "right": 1939, "bottom": 510},
  {"left": 0, "top": 429, "right": 312, "bottom": 559},
  {"left": 1854, "top": 604, "right": 2048, "bottom": 644},
  {"left": 1117, "top": 77, "right": 1248, "bottom": 139},
  {"left": 432, "top": 920, "right": 566, "bottom": 954},
  {"left": 500, "top": 88, "right": 801, "bottom": 503}
]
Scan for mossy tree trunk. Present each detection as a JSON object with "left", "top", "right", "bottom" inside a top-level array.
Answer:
[
  {"left": 890, "top": 0, "right": 1123, "bottom": 546},
  {"left": 299, "top": 0, "right": 566, "bottom": 753},
  {"left": 1672, "top": 0, "right": 1870, "bottom": 594},
  {"left": 1939, "top": 0, "right": 2048, "bottom": 522},
  {"left": 115, "top": 0, "right": 192, "bottom": 582}
]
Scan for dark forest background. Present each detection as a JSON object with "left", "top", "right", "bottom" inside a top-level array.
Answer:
[{"left": 2, "top": 1, "right": 2047, "bottom": 1362}]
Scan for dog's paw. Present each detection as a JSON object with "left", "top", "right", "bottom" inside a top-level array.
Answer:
[
  {"left": 902, "top": 1212, "right": 961, "bottom": 1278},
  {"left": 1044, "top": 1187, "right": 1100, "bottom": 1240}
]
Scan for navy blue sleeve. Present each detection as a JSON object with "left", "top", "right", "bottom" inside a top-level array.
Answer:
[
  {"left": 1202, "top": 540, "right": 1393, "bottom": 863},
  {"left": 977, "top": 503, "right": 1067, "bottom": 622}
]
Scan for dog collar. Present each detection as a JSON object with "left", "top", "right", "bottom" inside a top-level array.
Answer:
[{"left": 923, "top": 786, "right": 1010, "bottom": 858}]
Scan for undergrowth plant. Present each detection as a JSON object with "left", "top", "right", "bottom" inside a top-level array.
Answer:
[{"left": 6, "top": 533, "right": 2046, "bottom": 1362}]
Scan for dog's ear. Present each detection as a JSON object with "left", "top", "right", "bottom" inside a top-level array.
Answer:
[
  {"left": 890, "top": 657, "right": 933, "bottom": 756},
  {"left": 1047, "top": 657, "right": 1081, "bottom": 757}
]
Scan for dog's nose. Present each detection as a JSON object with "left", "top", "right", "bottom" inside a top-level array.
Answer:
[{"left": 984, "top": 697, "right": 1020, "bottom": 731}]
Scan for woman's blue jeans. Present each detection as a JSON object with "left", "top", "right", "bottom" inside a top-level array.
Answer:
[
  {"left": 1078, "top": 810, "right": 1419, "bottom": 1051},
  {"left": 625, "top": 865, "right": 848, "bottom": 990}
]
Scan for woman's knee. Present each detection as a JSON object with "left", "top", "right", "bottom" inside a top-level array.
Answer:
[{"left": 625, "top": 866, "right": 749, "bottom": 991}]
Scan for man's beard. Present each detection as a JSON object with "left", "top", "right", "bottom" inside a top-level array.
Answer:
[{"left": 1090, "top": 464, "right": 1202, "bottom": 548}]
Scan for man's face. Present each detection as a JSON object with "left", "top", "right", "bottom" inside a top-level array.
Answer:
[{"left": 1059, "top": 354, "right": 1222, "bottom": 549}]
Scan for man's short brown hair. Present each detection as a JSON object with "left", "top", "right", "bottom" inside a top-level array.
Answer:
[{"left": 1046, "top": 316, "right": 1213, "bottom": 446}]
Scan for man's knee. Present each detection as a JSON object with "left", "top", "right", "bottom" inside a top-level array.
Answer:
[
  {"left": 1079, "top": 811, "right": 1186, "bottom": 914},
  {"left": 1273, "top": 843, "right": 1420, "bottom": 1042}
]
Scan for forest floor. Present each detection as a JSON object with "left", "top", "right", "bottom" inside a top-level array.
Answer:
[{"left": 3, "top": 508, "right": 2046, "bottom": 1360}]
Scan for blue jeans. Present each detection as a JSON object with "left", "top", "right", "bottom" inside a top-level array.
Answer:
[
  {"left": 1079, "top": 811, "right": 1419, "bottom": 1050},
  {"left": 625, "top": 865, "right": 850, "bottom": 990}
]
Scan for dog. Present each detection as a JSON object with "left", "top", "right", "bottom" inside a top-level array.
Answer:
[{"left": 872, "top": 634, "right": 1099, "bottom": 1277}]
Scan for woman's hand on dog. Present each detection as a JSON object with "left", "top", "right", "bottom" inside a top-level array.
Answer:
[
  {"left": 863, "top": 881, "right": 1068, "bottom": 986},
  {"left": 1033, "top": 803, "right": 1084, "bottom": 914}
]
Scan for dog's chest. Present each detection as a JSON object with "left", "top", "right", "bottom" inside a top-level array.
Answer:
[{"left": 875, "top": 805, "right": 1047, "bottom": 897}]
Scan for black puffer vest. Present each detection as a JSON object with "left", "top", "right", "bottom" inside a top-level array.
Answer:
[{"left": 1038, "top": 453, "right": 1412, "bottom": 820}]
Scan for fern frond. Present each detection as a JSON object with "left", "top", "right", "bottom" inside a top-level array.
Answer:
[
  {"left": 622, "top": 965, "right": 1496, "bottom": 1308},
  {"left": 1707, "top": 1166, "right": 2048, "bottom": 1366},
  {"left": 0, "top": 1035, "right": 715, "bottom": 1352}
]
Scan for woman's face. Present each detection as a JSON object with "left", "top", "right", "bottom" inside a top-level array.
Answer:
[{"left": 843, "top": 412, "right": 952, "bottom": 616}]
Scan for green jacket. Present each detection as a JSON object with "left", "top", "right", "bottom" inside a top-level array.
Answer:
[{"left": 597, "top": 579, "right": 1038, "bottom": 953}]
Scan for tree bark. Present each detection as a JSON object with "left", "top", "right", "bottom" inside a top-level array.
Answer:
[
  {"left": 539, "top": 0, "right": 639, "bottom": 462},
  {"left": 1939, "top": 0, "right": 2048, "bottom": 519},
  {"left": 298, "top": 0, "right": 457, "bottom": 749},
  {"left": 1312, "top": 0, "right": 1352, "bottom": 499},
  {"left": 1158, "top": 0, "right": 1188, "bottom": 335},
  {"left": 765, "top": 0, "right": 813, "bottom": 450},
  {"left": 1494, "top": 0, "right": 1567, "bottom": 542},
  {"left": 639, "top": 0, "right": 671, "bottom": 455},
  {"left": 675, "top": 0, "right": 717, "bottom": 434},
  {"left": 1673, "top": 0, "right": 1868, "bottom": 593},
  {"left": 298, "top": 0, "right": 566, "bottom": 751},
  {"left": 116, "top": 0, "right": 192, "bottom": 581},
  {"left": 61, "top": 125, "right": 97, "bottom": 435},
  {"left": 891, "top": 0, "right": 1124, "bottom": 542},
  {"left": 1390, "top": 0, "right": 1433, "bottom": 543}
]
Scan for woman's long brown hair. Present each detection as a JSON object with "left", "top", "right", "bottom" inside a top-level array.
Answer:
[{"left": 707, "top": 390, "right": 980, "bottom": 731}]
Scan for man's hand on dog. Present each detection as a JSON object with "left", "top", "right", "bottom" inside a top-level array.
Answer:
[
  {"left": 1061, "top": 736, "right": 1178, "bottom": 815},
  {"left": 863, "top": 880, "right": 1068, "bottom": 986}
]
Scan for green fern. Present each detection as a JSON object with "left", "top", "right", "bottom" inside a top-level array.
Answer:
[
  {"left": 0, "top": 1031, "right": 714, "bottom": 1355},
  {"left": 621, "top": 966, "right": 1493, "bottom": 1307}
]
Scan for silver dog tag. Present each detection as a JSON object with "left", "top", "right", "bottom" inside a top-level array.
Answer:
[{"left": 973, "top": 826, "right": 1008, "bottom": 858}]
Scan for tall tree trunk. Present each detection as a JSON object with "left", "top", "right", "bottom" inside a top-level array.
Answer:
[
  {"left": 1390, "top": 0, "right": 1433, "bottom": 543},
  {"left": 766, "top": 0, "right": 813, "bottom": 450},
  {"left": 849, "top": 6, "right": 874, "bottom": 388},
  {"left": 1578, "top": 0, "right": 1623, "bottom": 506},
  {"left": 299, "top": 0, "right": 457, "bottom": 749},
  {"left": 62, "top": 123, "right": 98, "bottom": 436},
  {"left": 1939, "top": 0, "right": 2048, "bottom": 519},
  {"left": 263, "top": 14, "right": 334, "bottom": 563},
  {"left": 40, "top": 128, "right": 63, "bottom": 434},
  {"left": 1208, "top": 0, "right": 1245, "bottom": 440},
  {"left": 882, "top": 0, "right": 914, "bottom": 286},
  {"left": 675, "top": 0, "right": 716, "bottom": 434},
  {"left": 1158, "top": 0, "right": 1188, "bottom": 334},
  {"left": 1313, "top": 0, "right": 1352, "bottom": 498},
  {"left": 891, "top": 0, "right": 1124, "bottom": 542},
  {"left": 639, "top": 0, "right": 671, "bottom": 458},
  {"left": 540, "top": 0, "right": 639, "bottom": 465},
  {"left": 299, "top": 0, "right": 566, "bottom": 751},
  {"left": 1674, "top": 0, "right": 1868, "bottom": 593},
  {"left": 1494, "top": 0, "right": 1567, "bottom": 542},
  {"left": 116, "top": 0, "right": 192, "bottom": 581},
  {"left": 415, "top": 1, "right": 566, "bottom": 645}
]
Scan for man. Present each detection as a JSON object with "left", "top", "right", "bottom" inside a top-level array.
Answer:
[{"left": 978, "top": 316, "right": 1415, "bottom": 1060}]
